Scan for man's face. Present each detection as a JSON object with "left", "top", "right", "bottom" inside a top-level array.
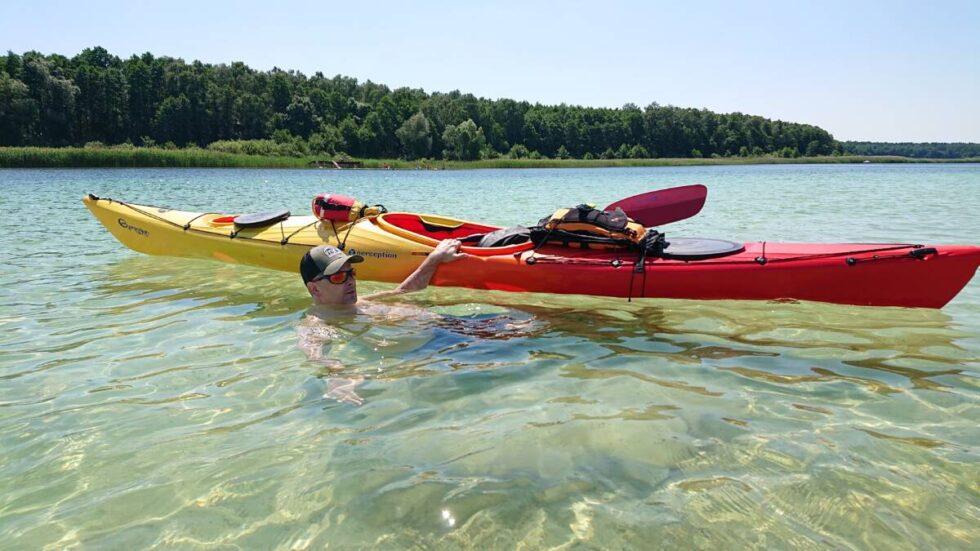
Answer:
[{"left": 307, "top": 261, "right": 358, "bottom": 305}]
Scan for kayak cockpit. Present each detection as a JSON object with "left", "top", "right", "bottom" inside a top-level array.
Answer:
[
  {"left": 376, "top": 213, "right": 535, "bottom": 256},
  {"left": 378, "top": 213, "right": 498, "bottom": 238}
]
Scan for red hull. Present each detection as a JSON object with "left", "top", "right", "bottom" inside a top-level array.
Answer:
[{"left": 432, "top": 242, "right": 980, "bottom": 308}]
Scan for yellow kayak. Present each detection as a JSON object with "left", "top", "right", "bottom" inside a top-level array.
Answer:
[{"left": 82, "top": 194, "right": 454, "bottom": 284}]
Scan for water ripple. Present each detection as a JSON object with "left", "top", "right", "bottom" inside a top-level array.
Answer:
[{"left": 0, "top": 166, "right": 977, "bottom": 549}]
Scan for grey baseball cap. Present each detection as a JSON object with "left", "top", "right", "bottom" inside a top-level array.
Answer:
[{"left": 300, "top": 246, "right": 364, "bottom": 284}]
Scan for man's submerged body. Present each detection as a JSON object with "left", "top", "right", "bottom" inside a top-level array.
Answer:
[{"left": 296, "top": 239, "right": 468, "bottom": 404}]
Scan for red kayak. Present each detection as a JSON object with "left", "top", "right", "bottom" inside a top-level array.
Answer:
[
  {"left": 428, "top": 237, "right": 980, "bottom": 308},
  {"left": 384, "top": 184, "right": 980, "bottom": 308}
]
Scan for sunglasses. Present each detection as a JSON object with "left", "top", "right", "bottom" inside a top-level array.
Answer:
[{"left": 313, "top": 268, "right": 356, "bottom": 285}]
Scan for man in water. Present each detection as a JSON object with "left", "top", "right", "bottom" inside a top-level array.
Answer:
[
  {"left": 299, "top": 239, "right": 467, "bottom": 305},
  {"left": 297, "top": 240, "right": 467, "bottom": 404}
]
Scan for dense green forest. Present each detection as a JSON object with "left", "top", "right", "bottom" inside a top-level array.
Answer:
[
  {"left": 0, "top": 46, "right": 881, "bottom": 161},
  {"left": 842, "top": 142, "right": 980, "bottom": 159}
]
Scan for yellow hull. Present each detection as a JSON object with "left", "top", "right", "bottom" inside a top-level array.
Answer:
[{"left": 82, "top": 195, "right": 436, "bottom": 284}]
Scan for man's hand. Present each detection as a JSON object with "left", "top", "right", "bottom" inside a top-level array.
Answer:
[{"left": 429, "top": 239, "right": 468, "bottom": 264}]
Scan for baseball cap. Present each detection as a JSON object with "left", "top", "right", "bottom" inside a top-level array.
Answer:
[{"left": 300, "top": 246, "right": 364, "bottom": 284}]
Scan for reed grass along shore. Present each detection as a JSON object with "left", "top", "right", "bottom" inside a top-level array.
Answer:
[{"left": 2, "top": 146, "right": 976, "bottom": 169}]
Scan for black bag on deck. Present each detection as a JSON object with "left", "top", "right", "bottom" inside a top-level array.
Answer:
[
  {"left": 533, "top": 204, "right": 648, "bottom": 250},
  {"left": 462, "top": 226, "right": 533, "bottom": 247}
]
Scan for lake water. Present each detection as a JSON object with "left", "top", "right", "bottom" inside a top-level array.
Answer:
[{"left": 1, "top": 164, "right": 978, "bottom": 549}]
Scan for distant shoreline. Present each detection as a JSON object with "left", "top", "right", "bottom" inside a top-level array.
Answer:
[{"left": 1, "top": 147, "right": 978, "bottom": 169}]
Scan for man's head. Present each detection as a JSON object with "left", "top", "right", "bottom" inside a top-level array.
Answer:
[{"left": 300, "top": 246, "right": 364, "bottom": 305}]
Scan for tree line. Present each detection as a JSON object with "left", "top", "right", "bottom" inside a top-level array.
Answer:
[
  {"left": 2, "top": 47, "right": 845, "bottom": 160},
  {"left": 842, "top": 142, "right": 980, "bottom": 159}
]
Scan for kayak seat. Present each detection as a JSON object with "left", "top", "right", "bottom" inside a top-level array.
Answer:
[{"left": 233, "top": 210, "right": 290, "bottom": 227}]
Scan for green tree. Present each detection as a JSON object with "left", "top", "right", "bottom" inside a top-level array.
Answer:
[
  {"left": 395, "top": 111, "right": 432, "bottom": 159},
  {"left": 3, "top": 51, "right": 22, "bottom": 78},
  {"left": 508, "top": 143, "right": 530, "bottom": 158},
  {"left": 804, "top": 140, "right": 822, "bottom": 156},
  {"left": 125, "top": 56, "right": 156, "bottom": 143},
  {"left": 0, "top": 73, "right": 37, "bottom": 145},
  {"left": 285, "top": 96, "right": 318, "bottom": 138},
  {"left": 493, "top": 98, "right": 528, "bottom": 148},
  {"left": 356, "top": 120, "right": 379, "bottom": 157},
  {"left": 71, "top": 47, "right": 129, "bottom": 143},
  {"left": 153, "top": 95, "right": 192, "bottom": 145},
  {"left": 232, "top": 92, "right": 268, "bottom": 139},
  {"left": 338, "top": 117, "right": 362, "bottom": 156},
  {"left": 22, "top": 54, "right": 77, "bottom": 145},
  {"left": 308, "top": 124, "right": 345, "bottom": 155},
  {"left": 325, "top": 90, "right": 349, "bottom": 122},
  {"left": 629, "top": 144, "right": 650, "bottom": 158},
  {"left": 270, "top": 128, "right": 308, "bottom": 156},
  {"left": 205, "top": 83, "right": 236, "bottom": 141},
  {"left": 268, "top": 71, "right": 292, "bottom": 113},
  {"left": 441, "top": 119, "right": 486, "bottom": 160},
  {"left": 359, "top": 96, "right": 400, "bottom": 157}
]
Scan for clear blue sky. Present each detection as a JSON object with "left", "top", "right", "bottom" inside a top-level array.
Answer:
[{"left": 4, "top": 0, "right": 978, "bottom": 142}]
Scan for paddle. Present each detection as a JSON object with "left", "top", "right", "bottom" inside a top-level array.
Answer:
[{"left": 604, "top": 184, "right": 707, "bottom": 227}]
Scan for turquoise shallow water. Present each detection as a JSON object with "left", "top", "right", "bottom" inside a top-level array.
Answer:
[{"left": 1, "top": 164, "right": 978, "bottom": 549}]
